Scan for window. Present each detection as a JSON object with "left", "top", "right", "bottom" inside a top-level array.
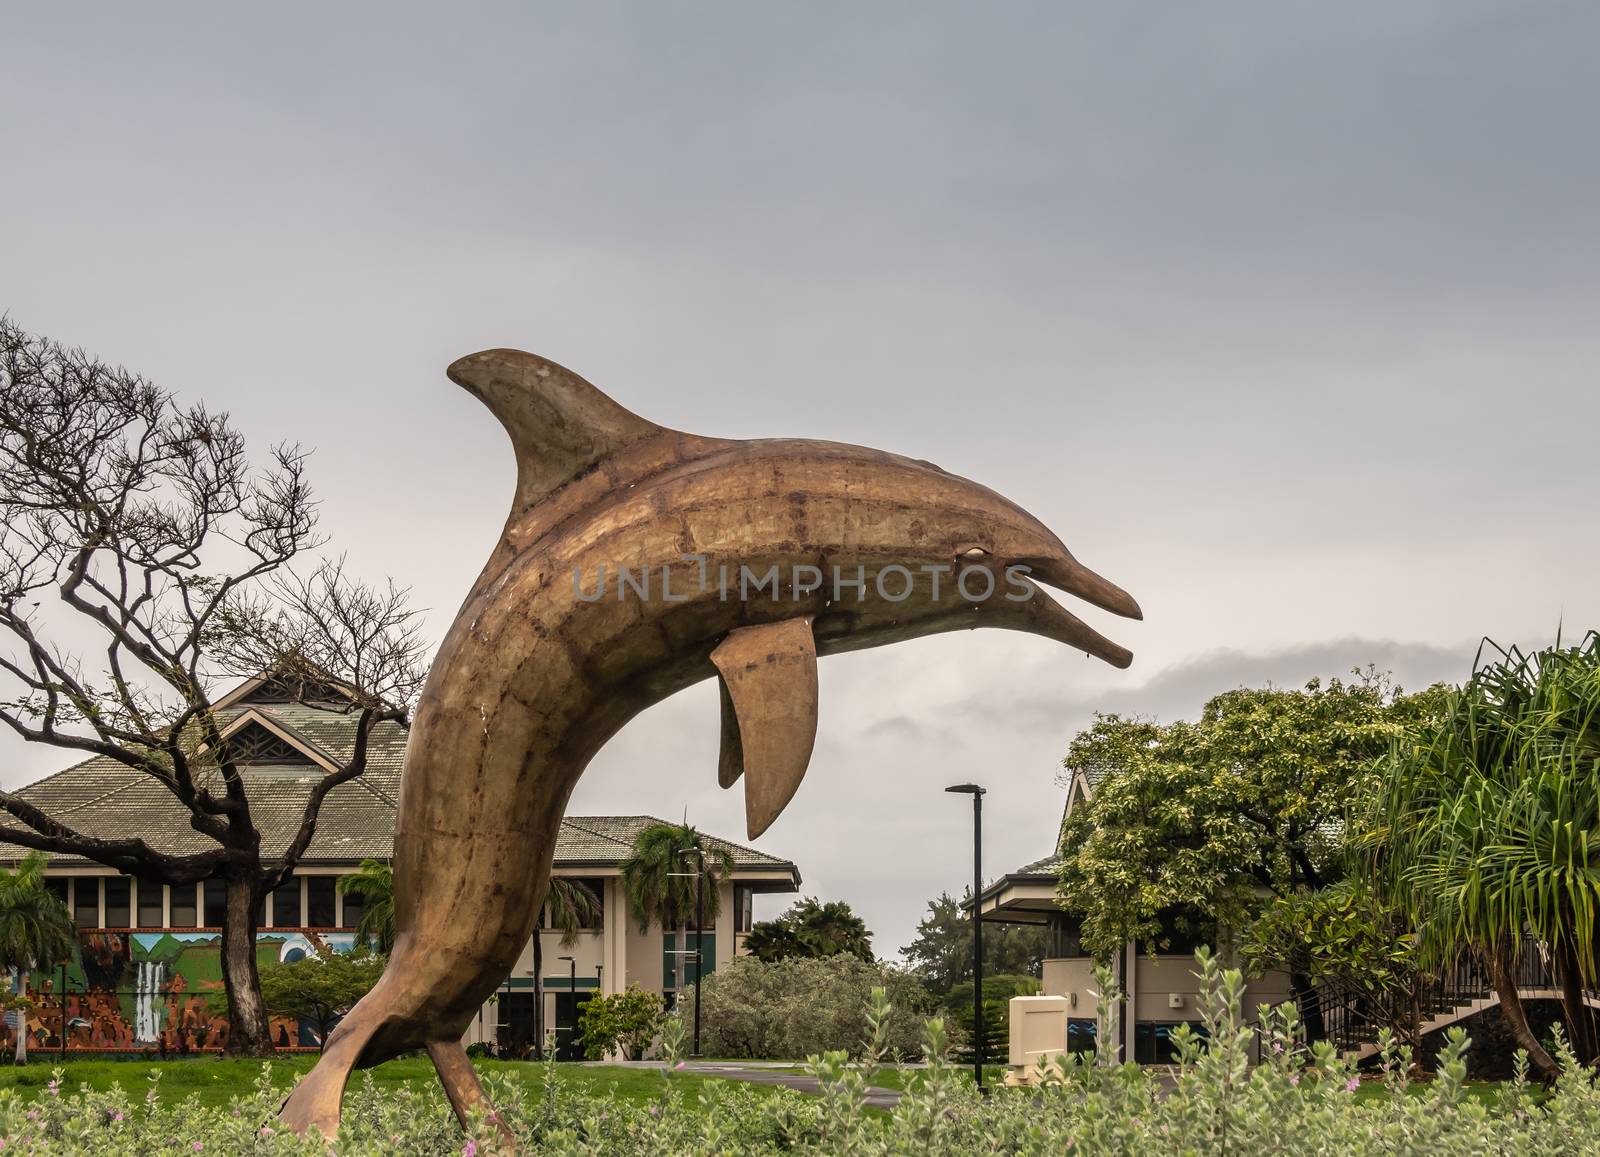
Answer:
[
  {"left": 220, "top": 724, "right": 313, "bottom": 766},
  {"left": 136, "top": 879, "right": 165, "bottom": 928},
  {"left": 306, "top": 877, "right": 337, "bottom": 927},
  {"left": 571, "top": 877, "right": 605, "bottom": 930},
  {"left": 270, "top": 876, "right": 302, "bottom": 928},
  {"left": 202, "top": 878, "right": 227, "bottom": 927},
  {"left": 170, "top": 883, "right": 198, "bottom": 929},
  {"left": 1135, "top": 1020, "right": 1207, "bottom": 1064},
  {"left": 340, "top": 884, "right": 365, "bottom": 932},
  {"left": 542, "top": 877, "right": 605, "bottom": 931},
  {"left": 74, "top": 879, "right": 99, "bottom": 928},
  {"left": 1067, "top": 1017, "right": 1098, "bottom": 1055},
  {"left": 734, "top": 885, "right": 754, "bottom": 934},
  {"left": 44, "top": 877, "right": 69, "bottom": 906},
  {"left": 1047, "top": 914, "right": 1090, "bottom": 959},
  {"left": 104, "top": 877, "right": 131, "bottom": 927}
]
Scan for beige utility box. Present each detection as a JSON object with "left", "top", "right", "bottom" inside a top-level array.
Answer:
[{"left": 1007, "top": 994, "right": 1072, "bottom": 1082}]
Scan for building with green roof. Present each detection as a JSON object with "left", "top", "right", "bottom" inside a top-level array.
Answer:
[{"left": 0, "top": 671, "right": 800, "bottom": 1057}]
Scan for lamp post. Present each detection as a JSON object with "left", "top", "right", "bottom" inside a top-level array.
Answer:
[{"left": 946, "top": 782, "right": 986, "bottom": 1094}]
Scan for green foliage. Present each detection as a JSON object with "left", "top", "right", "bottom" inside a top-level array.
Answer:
[
  {"left": 744, "top": 897, "right": 874, "bottom": 962},
  {"left": 901, "top": 891, "right": 1050, "bottom": 993},
  {"left": 1240, "top": 879, "right": 1428, "bottom": 1053},
  {"left": 0, "top": 852, "right": 78, "bottom": 1064},
  {"left": 255, "top": 948, "right": 387, "bottom": 1052},
  {"left": 543, "top": 878, "right": 601, "bottom": 947},
  {"left": 685, "top": 953, "right": 938, "bottom": 1060},
  {"left": 0, "top": 853, "right": 77, "bottom": 979},
  {"left": 576, "top": 984, "right": 664, "bottom": 1061},
  {"left": 619, "top": 822, "right": 736, "bottom": 935},
  {"left": 1241, "top": 880, "right": 1417, "bottom": 995},
  {"left": 1369, "top": 633, "right": 1600, "bottom": 1069},
  {"left": 7, "top": 952, "right": 1600, "bottom": 1153},
  {"left": 941, "top": 974, "right": 1040, "bottom": 1057},
  {"left": 336, "top": 860, "right": 395, "bottom": 953},
  {"left": 1057, "top": 671, "right": 1447, "bottom": 960}
]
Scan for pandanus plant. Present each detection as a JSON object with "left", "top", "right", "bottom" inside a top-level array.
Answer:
[{"left": 1368, "top": 632, "right": 1600, "bottom": 1077}]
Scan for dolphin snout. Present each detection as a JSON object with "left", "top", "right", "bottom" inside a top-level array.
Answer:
[
  {"left": 1021, "top": 553, "right": 1143, "bottom": 622},
  {"left": 998, "top": 551, "right": 1141, "bottom": 670}
]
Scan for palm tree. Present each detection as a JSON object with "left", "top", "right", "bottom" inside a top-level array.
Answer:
[
  {"left": 745, "top": 898, "right": 875, "bottom": 962},
  {"left": 0, "top": 853, "right": 78, "bottom": 1064},
  {"left": 531, "top": 877, "right": 601, "bottom": 1060},
  {"left": 620, "top": 822, "right": 734, "bottom": 1003},
  {"left": 792, "top": 898, "right": 874, "bottom": 961},
  {"left": 1371, "top": 634, "right": 1600, "bottom": 1077},
  {"left": 337, "top": 860, "right": 396, "bottom": 952},
  {"left": 743, "top": 918, "right": 804, "bottom": 962}
]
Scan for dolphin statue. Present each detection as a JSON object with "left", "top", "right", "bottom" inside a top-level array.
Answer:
[{"left": 280, "top": 349, "right": 1141, "bottom": 1141}]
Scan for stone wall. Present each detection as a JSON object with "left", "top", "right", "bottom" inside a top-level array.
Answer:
[{"left": 1419, "top": 1000, "right": 1569, "bottom": 1079}]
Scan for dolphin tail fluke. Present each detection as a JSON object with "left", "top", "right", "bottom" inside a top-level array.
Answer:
[
  {"left": 278, "top": 998, "right": 380, "bottom": 1145},
  {"left": 279, "top": 983, "right": 397, "bottom": 1139}
]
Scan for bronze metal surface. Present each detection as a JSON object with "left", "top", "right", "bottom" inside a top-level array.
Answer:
[{"left": 280, "top": 348, "right": 1141, "bottom": 1139}]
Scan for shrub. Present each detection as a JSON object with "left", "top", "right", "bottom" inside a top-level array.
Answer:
[
  {"left": 7, "top": 951, "right": 1600, "bottom": 1153},
  {"left": 577, "top": 984, "right": 664, "bottom": 1060},
  {"left": 942, "top": 973, "right": 1041, "bottom": 1057},
  {"left": 686, "top": 954, "right": 938, "bottom": 1059}
]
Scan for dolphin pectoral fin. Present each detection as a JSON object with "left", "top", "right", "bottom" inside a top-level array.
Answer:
[
  {"left": 716, "top": 677, "right": 745, "bottom": 789},
  {"left": 711, "top": 617, "right": 819, "bottom": 839}
]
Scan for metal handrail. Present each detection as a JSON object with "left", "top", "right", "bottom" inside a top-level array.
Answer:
[{"left": 1247, "top": 934, "right": 1558, "bottom": 1059}]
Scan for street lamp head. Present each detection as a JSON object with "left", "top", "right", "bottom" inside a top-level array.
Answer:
[{"left": 945, "top": 783, "right": 986, "bottom": 796}]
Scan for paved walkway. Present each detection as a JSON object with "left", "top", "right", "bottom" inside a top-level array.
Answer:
[{"left": 592, "top": 1060, "right": 904, "bottom": 1109}]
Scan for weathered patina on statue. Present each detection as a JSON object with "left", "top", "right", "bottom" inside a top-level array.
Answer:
[{"left": 280, "top": 349, "right": 1142, "bottom": 1140}]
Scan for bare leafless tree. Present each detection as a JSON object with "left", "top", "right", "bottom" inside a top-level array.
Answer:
[{"left": 0, "top": 318, "right": 425, "bottom": 1055}]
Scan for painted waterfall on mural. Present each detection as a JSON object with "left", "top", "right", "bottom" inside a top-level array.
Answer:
[{"left": 0, "top": 929, "right": 362, "bottom": 1053}]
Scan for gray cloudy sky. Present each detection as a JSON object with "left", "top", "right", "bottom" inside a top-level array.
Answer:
[{"left": 5, "top": 2, "right": 1599, "bottom": 955}]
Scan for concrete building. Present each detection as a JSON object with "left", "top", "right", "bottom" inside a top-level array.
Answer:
[
  {"left": 0, "top": 670, "right": 799, "bottom": 1056},
  {"left": 976, "top": 761, "right": 1290, "bottom": 1065}
]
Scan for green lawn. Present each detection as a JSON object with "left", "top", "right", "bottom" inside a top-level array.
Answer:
[
  {"left": 0, "top": 1056, "right": 787, "bottom": 1111},
  {"left": 759, "top": 1063, "right": 1005, "bottom": 1091}
]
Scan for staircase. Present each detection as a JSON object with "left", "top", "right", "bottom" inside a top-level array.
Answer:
[{"left": 1263, "top": 938, "right": 1600, "bottom": 1063}]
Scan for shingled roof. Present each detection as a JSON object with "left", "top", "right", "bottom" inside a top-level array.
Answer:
[{"left": 0, "top": 675, "right": 798, "bottom": 883}]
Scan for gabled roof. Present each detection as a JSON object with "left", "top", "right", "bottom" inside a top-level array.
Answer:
[{"left": 0, "top": 673, "right": 799, "bottom": 884}]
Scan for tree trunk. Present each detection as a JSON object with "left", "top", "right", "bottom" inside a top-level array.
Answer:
[
  {"left": 1289, "top": 968, "right": 1326, "bottom": 1043},
  {"left": 1553, "top": 934, "right": 1599, "bottom": 1066},
  {"left": 10, "top": 966, "right": 25, "bottom": 1066},
  {"left": 1487, "top": 945, "right": 1559, "bottom": 1080},
  {"left": 220, "top": 874, "right": 274, "bottom": 1057},
  {"left": 676, "top": 923, "right": 688, "bottom": 1009},
  {"left": 533, "top": 927, "right": 544, "bottom": 1061}
]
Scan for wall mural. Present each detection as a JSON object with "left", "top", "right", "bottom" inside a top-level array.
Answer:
[{"left": 2, "top": 930, "right": 358, "bottom": 1054}]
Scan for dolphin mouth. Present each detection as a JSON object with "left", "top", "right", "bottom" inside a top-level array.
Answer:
[{"left": 1016, "top": 555, "right": 1142, "bottom": 670}]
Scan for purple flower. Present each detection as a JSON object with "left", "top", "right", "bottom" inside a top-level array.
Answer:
[
  {"left": 193, "top": 1143, "right": 205, "bottom": 1152},
  {"left": 1289, "top": 1074, "right": 1300, "bottom": 1086},
  {"left": 1346, "top": 1077, "right": 1360, "bottom": 1092},
  {"left": 259, "top": 1127, "right": 274, "bottom": 1137},
  {"left": 462, "top": 1141, "right": 478, "bottom": 1157}
]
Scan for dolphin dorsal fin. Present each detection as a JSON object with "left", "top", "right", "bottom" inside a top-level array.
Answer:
[
  {"left": 712, "top": 617, "right": 819, "bottom": 839},
  {"left": 447, "top": 348, "right": 664, "bottom": 510}
]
